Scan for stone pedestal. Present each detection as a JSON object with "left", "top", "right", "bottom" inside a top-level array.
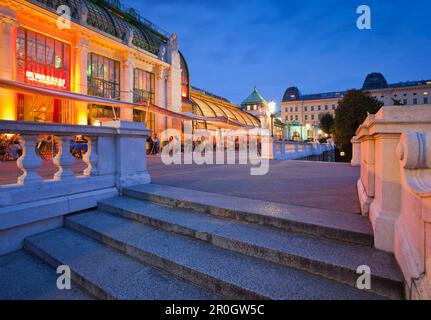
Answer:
[{"left": 102, "top": 120, "right": 151, "bottom": 188}]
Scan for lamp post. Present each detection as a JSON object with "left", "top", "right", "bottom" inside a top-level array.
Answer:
[
  {"left": 305, "top": 123, "right": 311, "bottom": 142},
  {"left": 268, "top": 101, "right": 276, "bottom": 138}
]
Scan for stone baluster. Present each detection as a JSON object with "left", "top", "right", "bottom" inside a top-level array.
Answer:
[
  {"left": 16, "top": 134, "right": 43, "bottom": 185},
  {"left": 83, "top": 136, "right": 98, "bottom": 176},
  {"left": 54, "top": 136, "right": 76, "bottom": 181}
]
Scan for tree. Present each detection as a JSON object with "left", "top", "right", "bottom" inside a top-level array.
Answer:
[
  {"left": 392, "top": 98, "right": 404, "bottom": 106},
  {"left": 333, "top": 90, "right": 383, "bottom": 159},
  {"left": 319, "top": 113, "right": 335, "bottom": 134}
]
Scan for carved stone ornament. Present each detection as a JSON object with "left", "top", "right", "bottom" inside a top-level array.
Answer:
[{"left": 397, "top": 131, "right": 431, "bottom": 196}]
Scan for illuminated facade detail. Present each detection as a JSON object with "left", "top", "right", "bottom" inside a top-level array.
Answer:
[
  {"left": 25, "top": 71, "right": 66, "bottom": 88},
  {"left": 16, "top": 27, "right": 71, "bottom": 90},
  {"left": 87, "top": 53, "right": 120, "bottom": 100},
  {"left": 133, "top": 68, "right": 155, "bottom": 104},
  {"left": 0, "top": 0, "right": 260, "bottom": 134}
]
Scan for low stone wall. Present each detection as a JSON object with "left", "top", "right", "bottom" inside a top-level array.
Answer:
[
  {"left": 353, "top": 105, "right": 431, "bottom": 299},
  {"left": 272, "top": 141, "right": 334, "bottom": 161},
  {"left": 0, "top": 120, "right": 150, "bottom": 255}
]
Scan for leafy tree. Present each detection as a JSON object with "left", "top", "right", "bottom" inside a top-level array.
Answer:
[
  {"left": 319, "top": 113, "right": 335, "bottom": 134},
  {"left": 333, "top": 90, "right": 383, "bottom": 159},
  {"left": 392, "top": 98, "right": 404, "bottom": 106}
]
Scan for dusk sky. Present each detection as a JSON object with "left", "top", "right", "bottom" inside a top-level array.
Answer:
[{"left": 124, "top": 0, "right": 431, "bottom": 106}]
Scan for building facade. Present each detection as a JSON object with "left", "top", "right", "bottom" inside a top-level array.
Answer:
[
  {"left": 281, "top": 73, "right": 431, "bottom": 141},
  {"left": 241, "top": 86, "right": 284, "bottom": 140},
  {"left": 0, "top": 0, "right": 259, "bottom": 139}
]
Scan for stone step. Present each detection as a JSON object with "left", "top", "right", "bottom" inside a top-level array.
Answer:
[
  {"left": 0, "top": 250, "right": 92, "bottom": 300},
  {"left": 98, "top": 196, "right": 405, "bottom": 300},
  {"left": 65, "top": 210, "right": 384, "bottom": 300},
  {"left": 123, "top": 184, "right": 374, "bottom": 246},
  {"left": 23, "top": 228, "right": 220, "bottom": 300}
]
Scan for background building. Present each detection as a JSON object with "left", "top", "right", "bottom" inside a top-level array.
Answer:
[
  {"left": 241, "top": 86, "right": 284, "bottom": 140},
  {"left": 281, "top": 73, "right": 431, "bottom": 141}
]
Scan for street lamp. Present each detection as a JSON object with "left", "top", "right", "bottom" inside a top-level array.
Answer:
[{"left": 268, "top": 101, "right": 276, "bottom": 138}]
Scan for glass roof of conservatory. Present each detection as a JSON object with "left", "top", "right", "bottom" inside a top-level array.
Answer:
[{"left": 28, "top": 0, "right": 168, "bottom": 55}]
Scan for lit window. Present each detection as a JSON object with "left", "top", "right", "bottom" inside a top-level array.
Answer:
[
  {"left": 133, "top": 68, "right": 155, "bottom": 104},
  {"left": 87, "top": 53, "right": 120, "bottom": 99}
]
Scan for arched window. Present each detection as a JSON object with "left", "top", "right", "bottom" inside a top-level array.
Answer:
[{"left": 180, "top": 53, "right": 190, "bottom": 99}]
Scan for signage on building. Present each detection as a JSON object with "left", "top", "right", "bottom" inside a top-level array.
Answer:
[{"left": 25, "top": 71, "right": 66, "bottom": 89}]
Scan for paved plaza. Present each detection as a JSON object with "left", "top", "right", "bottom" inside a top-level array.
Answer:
[{"left": 147, "top": 156, "right": 361, "bottom": 214}]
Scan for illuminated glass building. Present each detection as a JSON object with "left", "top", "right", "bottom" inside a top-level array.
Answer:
[{"left": 0, "top": 0, "right": 259, "bottom": 135}]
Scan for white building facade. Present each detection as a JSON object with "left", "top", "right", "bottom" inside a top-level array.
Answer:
[{"left": 281, "top": 73, "right": 431, "bottom": 141}]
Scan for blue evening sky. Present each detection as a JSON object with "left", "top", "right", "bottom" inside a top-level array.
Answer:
[{"left": 123, "top": 0, "right": 431, "bottom": 106}]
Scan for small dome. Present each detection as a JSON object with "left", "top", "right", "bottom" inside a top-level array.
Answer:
[
  {"left": 362, "top": 73, "right": 388, "bottom": 90},
  {"left": 241, "top": 86, "right": 267, "bottom": 107},
  {"left": 282, "top": 87, "right": 301, "bottom": 102}
]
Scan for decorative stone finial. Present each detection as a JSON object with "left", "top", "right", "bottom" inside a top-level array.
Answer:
[{"left": 78, "top": 3, "right": 89, "bottom": 25}]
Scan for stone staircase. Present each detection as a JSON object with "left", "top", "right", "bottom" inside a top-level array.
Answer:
[{"left": 22, "top": 184, "right": 405, "bottom": 300}]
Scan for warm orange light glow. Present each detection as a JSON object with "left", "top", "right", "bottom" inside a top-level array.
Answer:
[
  {"left": 76, "top": 103, "right": 88, "bottom": 125},
  {"left": 0, "top": 90, "right": 16, "bottom": 120}
]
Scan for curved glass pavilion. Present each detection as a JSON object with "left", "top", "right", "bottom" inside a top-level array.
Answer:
[{"left": 190, "top": 87, "right": 260, "bottom": 130}]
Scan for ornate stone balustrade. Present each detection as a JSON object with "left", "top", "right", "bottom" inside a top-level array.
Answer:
[
  {"left": 0, "top": 120, "right": 150, "bottom": 254},
  {"left": 354, "top": 105, "right": 431, "bottom": 299},
  {"left": 272, "top": 140, "right": 334, "bottom": 161}
]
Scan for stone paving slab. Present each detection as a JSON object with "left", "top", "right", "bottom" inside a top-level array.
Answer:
[
  {"left": 66, "top": 211, "right": 384, "bottom": 300},
  {"left": 0, "top": 250, "right": 92, "bottom": 300},
  {"left": 24, "top": 228, "right": 219, "bottom": 300},
  {"left": 124, "top": 184, "right": 373, "bottom": 246}
]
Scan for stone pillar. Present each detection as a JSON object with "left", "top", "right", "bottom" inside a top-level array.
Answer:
[
  {"left": 167, "top": 54, "right": 181, "bottom": 113},
  {"left": 120, "top": 54, "right": 134, "bottom": 121},
  {"left": 0, "top": 5, "right": 18, "bottom": 120},
  {"left": 351, "top": 136, "right": 361, "bottom": 166},
  {"left": 370, "top": 133, "right": 402, "bottom": 252},
  {"left": 102, "top": 120, "right": 151, "bottom": 188},
  {"left": 162, "top": 33, "right": 182, "bottom": 116},
  {"left": 357, "top": 136, "right": 375, "bottom": 216},
  {"left": 74, "top": 38, "right": 90, "bottom": 125}
]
